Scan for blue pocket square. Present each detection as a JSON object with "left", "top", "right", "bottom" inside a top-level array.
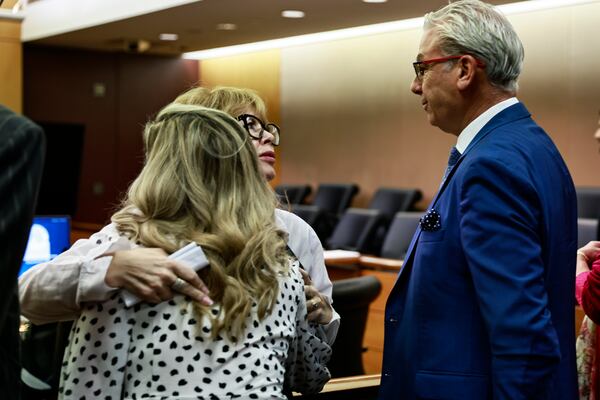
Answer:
[{"left": 420, "top": 209, "right": 442, "bottom": 231}]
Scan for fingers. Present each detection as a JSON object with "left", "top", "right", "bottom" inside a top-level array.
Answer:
[
  {"left": 299, "top": 268, "right": 313, "bottom": 285},
  {"left": 171, "top": 262, "right": 210, "bottom": 295},
  {"left": 105, "top": 246, "right": 214, "bottom": 306},
  {"left": 306, "top": 294, "right": 333, "bottom": 324},
  {"left": 169, "top": 261, "right": 214, "bottom": 306}
]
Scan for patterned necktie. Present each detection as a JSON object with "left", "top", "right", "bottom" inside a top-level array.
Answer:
[{"left": 442, "top": 146, "right": 461, "bottom": 182}]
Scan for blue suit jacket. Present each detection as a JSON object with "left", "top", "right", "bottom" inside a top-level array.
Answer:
[{"left": 379, "top": 103, "right": 577, "bottom": 400}]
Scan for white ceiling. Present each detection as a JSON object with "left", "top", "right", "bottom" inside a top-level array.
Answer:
[{"left": 23, "top": 0, "right": 525, "bottom": 55}]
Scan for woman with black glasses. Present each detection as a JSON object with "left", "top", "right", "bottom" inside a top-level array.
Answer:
[{"left": 19, "top": 86, "right": 339, "bottom": 347}]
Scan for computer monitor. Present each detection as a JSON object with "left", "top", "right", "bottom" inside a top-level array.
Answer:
[{"left": 19, "top": 216, "right": 71, "bottom": 277}]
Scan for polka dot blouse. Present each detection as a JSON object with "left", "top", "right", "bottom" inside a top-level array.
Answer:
[{"left": 58, "top": 256, "right": 331, "bottom": 399}]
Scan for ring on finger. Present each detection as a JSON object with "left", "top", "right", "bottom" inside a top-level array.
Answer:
[{"left": 171, "top": 277, "right": 187, "bottom": 292}]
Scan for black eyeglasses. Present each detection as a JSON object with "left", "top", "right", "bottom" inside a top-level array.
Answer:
[
  {"left": 237, "top": 114, "right": 280, "bottom": 146},
  {"left": 412, "top": 55, "right": 485, "bottom": 81}
]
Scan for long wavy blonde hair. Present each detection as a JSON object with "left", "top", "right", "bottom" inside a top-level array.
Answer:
[{"left": 111, "top": 103, "right": 288, "bottom": 340}]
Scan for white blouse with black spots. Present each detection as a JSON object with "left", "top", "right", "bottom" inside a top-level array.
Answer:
[{"left": 58, "top": 257, "right": 331, "bottom": 400}]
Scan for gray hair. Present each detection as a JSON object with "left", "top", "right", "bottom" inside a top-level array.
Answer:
[{"left": 424, "top": 0, "right": 524, "bottom": 93}]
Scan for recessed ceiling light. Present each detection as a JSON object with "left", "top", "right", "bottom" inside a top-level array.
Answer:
[
  {"left": 159, "top": 33, "right": 178, "bottom": 41},
  {"left": 216, "top": 23, "right": 237, "bottom": 31},
  {"left": 363, "top": 0, "right": 388, "bottom": 3},
  {"left": 281, "top": 10, "right": 305, "bottom": 18}
]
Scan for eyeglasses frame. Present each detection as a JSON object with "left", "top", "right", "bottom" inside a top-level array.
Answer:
[
  {"left": 412, "top": 55, "right": 485, "bottom": 80},
  {"left": 237, "top": 114, "right": 281, "bottom": 146}
]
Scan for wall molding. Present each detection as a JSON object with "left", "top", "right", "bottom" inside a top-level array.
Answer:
[{"left": 0, "top": 9, "right": 24, "bottom": 21}]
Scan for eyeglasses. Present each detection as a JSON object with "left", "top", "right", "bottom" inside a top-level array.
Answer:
[
  {"left": 236, "top": 114, "right": 280, "bottom": 146},
  {"left": 412, "top": 55, "right": 485, "bottom": 80}
]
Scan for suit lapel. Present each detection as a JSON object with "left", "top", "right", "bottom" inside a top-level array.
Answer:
[{"left": 393, "top": 102, "right": 531, "bottom": 286}]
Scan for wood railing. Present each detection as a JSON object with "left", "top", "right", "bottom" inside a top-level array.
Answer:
[{"left": 293, "top": 374, "right": 380, "bottom": 399}]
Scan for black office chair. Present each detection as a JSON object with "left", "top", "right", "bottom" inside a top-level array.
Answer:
[
  {"left": 576, "top": 187, "right": 600, "bottom": 219},
  {"left": 21, "top": 321, "right": 73, "bottom": 400},
  {"left": 290, "top": 204, "right": 331, "bottom": 242},
  {"left": 328, "top": 275, "right": 381, "bottom": 378},
  {"left": 367, "top": 188, "right": 423, "bottom": 254},
  {"left": 379, "top": 211, "right": 422, "bottom": 259},
  {"left": 326, "top": 209, "right": 384, "bottom": 254},
  {"left": 312, "top": 183, "right": 359, "bottom": 216},
  {"left": 368, "top": 188, "right": 423, "bottom": 220},
  {"left": 309, "top": 184, "right": 360, "bottom": 243},
  {"left": 275, "top": 184, "right": 312, "bottom": 205},
  {"left": 578, "top": 218, "right": 599, "bottom": 248}
]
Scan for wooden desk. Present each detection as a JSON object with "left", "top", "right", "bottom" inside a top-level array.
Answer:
[
  {"left": 70, "top": 221, "right": 104, "bottom": 244},
  {"left": 359, "top": 256, "right": 402, "bottom": 271},
  {"left": 293, "top": 374, "right": 380, "bottom": 399}
]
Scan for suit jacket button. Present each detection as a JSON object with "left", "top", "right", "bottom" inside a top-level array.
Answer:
[{"left": 389, "top": 317, "right": 398, "bottom": 323}]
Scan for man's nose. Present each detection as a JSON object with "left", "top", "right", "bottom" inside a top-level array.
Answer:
[{"left": 410, "top": 77, "right": 422, "bottom": 95}]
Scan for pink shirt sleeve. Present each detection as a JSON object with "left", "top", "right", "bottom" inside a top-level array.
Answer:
[{"left": 576, "top": 271, "right": 591, "bottom": 306}]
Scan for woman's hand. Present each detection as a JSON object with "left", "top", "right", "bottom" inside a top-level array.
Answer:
[
  {"left": 104, "top": 247, "right": 212, "bottom": 305},
  {"left": 300, "top": 268, "right": 333, "bottom": 325},
  {"left": 577, "top": 241, "right": 600, "bottom": 275}
]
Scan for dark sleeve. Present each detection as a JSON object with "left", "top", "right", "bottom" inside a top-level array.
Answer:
[{"left": 0, "top": 106, "right": 45, "bottom": 329}]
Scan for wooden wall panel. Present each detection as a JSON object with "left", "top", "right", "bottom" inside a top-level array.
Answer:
[
  {"left": 24, "top": 46, "right": 199, "bottom": 223},
  {"left": 277, "top": 2, "right": 600, "bottom": 207},
  {"left": 0, "top": 19, "right": 21, "bottom": 113},
  {"left": 199, "top": 50, "right": 282, "bottom": 186},
  {"left": 115, "top": 54, "right": 199, "bottom": 193}
]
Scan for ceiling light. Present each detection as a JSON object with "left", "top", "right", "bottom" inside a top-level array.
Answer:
[
  {"left": 362, "top": 0, "right": 388, "bottom": 3},
  {"left": 281, "top": 10, "right": 305, "bottom": 18},
  {"left": 159, "top": 33, "right": 178, "bottom": 41},
  {"left": 184, "top": 0, "right": 598, "bottom": 60},
  {"left": 216, "top": 23, "right": 237, "bottom": 31}
]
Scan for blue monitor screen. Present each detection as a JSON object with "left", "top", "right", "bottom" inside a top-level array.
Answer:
[{"left": 19, "top": 216, "right": 71, "bottom": 277}]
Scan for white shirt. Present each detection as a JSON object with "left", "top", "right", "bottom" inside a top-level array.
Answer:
[
  {"left": 59, "top": 249, "right": 331, "bottom": 399},
  {"left": 19, "top": 208, "right": 340, "bottom": 343},
  {"left": 456, "top": 97, "right": 519, "bottom": 153}
]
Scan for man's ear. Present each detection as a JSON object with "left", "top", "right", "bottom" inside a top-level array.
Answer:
[{"left": 456, "top": 55, "right": 478, "bottom": 91}]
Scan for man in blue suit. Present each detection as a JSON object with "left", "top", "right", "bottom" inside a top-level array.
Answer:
[{"left": 380, "top": 1, "right": 577, "bottom": 399}]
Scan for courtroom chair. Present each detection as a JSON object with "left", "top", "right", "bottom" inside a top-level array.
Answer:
[
  {"left": 578, "top": 218, "right": 599, "bottom": 248},
  {"left": 379, "top": 211, "right": 423, "bottom": 260},
  {"left": 290, "top": 204, "right": 330, "bottom": 242},
  {"left": 368, "top": 188, "right": 423, "bottom": 220},
  {"left": 312, "top": 183, "right": 359, "bottom": 216},
  {"left": 275, "top": 184, "right": 312, "bottom": 205},
  {"left": 328, "top": 275, "right": 382, "bottom": 378},
  {"left": 326, "top": 209, "right": 385, "bottom": 254},
  {"left": 576, "top": 187, "right": 600, "bottom": 219},
  {"left": 367, "top": 188, "right": 423, "bottom": 254},
  {"left": 311, "top": 184, "right": 360, "bottom": 243},
  {"left": 21, "top": 321, "right": 73, "bottom": 400}
]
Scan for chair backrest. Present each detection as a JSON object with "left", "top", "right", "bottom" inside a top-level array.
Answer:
[
  {"left": 576, "top": 187, "right": 600, "bottom": 219},
  {"left": 326, "top": 208, "right": 384, "bottom": 253},
  {"left": 274, "top": 184, "right": 312, "bottom": 205},
  {"left": 380, "top": 211, "right": 422, "bottom": 259},
  {"left": 368, "top": 188, "right": 423, "bottom": 220},
  {"left": 578, "top": 218, "right": 599, "bottom": 248},
  {"left": 312, "top": 183, "right": 359, "bottom": 216},
  {"left": 290, "top": 204, "right": 324, "bottom": 226},
  {"left": 328, "top": 275, "right": 382, "bottom": 378}
]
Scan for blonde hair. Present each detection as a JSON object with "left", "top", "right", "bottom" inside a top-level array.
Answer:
[
  {"left": 111, "top": 103, "right": 288, "bottom": 340},
  {"left": 175, "top": 86, "right": 268, "bottom": 122}
]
